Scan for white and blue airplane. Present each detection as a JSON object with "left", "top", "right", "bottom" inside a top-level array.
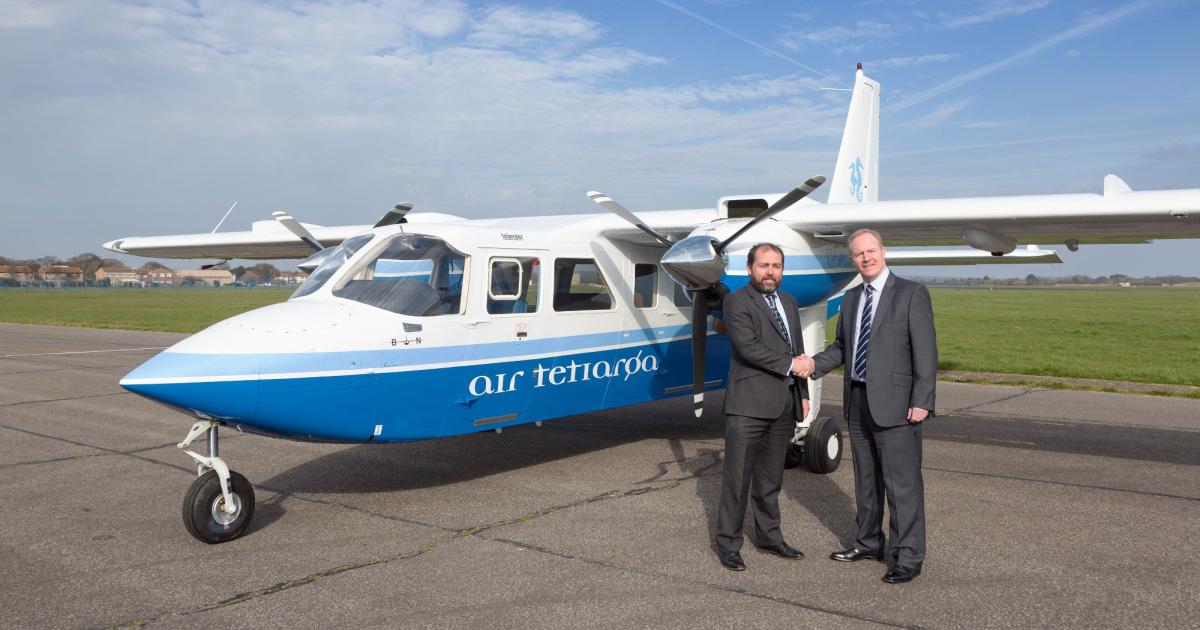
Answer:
[{"left": 105, "top": 66, "right": 1200, "bottom": 543}]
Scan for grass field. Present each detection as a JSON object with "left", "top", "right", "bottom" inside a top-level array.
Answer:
[
  {"left": 1, "top": 286, "right": 1197, "bottom": 387},
  {"left": 0, "top": 287, "right": 294, "bottom": 333}
]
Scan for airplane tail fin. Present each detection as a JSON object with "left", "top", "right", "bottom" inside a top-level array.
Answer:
[{"left": 827, "top": 65, "right": 880, "bottom": 204}]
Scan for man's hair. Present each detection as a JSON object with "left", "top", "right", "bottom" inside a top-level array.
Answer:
[
  {"left": 847, "top": 228, "right": 884, "bottom": 250},
  {"left": 746, "top": 242, "right": 785, "bottom": 267}
]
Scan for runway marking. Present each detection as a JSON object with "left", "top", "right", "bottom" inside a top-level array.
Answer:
[{"left": 0, "top": 346, "right": 167, "bottom": 358}]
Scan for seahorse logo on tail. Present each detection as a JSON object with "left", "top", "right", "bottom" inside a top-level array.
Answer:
[{"left": 849, "top": 157, "right": 864, "bottom": 202}]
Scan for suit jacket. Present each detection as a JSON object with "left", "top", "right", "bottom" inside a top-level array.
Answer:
[
  {"left": 812, "top": 273, "right": 937, "bottom": 427},
  {"left": 722, "top": 283, "right": 808, "bottom": 420}
]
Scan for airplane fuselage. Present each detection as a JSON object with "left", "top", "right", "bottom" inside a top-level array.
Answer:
[{"left": 120, "top": 217, "right": 855, "bottom": 442}]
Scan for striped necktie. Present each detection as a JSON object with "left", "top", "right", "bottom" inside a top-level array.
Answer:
[
  {"left": 852, "top": 284, "right": 874, "bottom": 381},
  {"left": 765, "top": 293, "right": 792, "bottom": 352}
]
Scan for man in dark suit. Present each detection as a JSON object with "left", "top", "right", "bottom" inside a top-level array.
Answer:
[
  {"left": 715, "top": 243, "right": 810, "bottom": 571},
  {"left": 797, "top": 228, "right": 937, "bottom": 584}
]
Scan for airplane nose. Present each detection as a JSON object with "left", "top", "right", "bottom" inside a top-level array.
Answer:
[{"left": 120, "top": 345, "right": 260, "bottom": 422}]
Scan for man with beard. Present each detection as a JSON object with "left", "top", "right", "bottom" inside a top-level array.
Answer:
[{"left": 714, "top": 242, "right": 810, "bottom": 571}]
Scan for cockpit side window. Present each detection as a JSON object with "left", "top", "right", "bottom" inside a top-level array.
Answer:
[
  {"left": 332, "top": 234, "right": 468, "bottom": 316},
  {"left": 290, "top": 234, "right": 373, "bottom": 299}
]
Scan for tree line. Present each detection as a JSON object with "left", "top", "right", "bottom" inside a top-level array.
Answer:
[{"left": 0, "top": 253, "right": 286, "bottom": 283}]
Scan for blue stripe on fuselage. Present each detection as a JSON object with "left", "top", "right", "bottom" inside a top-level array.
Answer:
[{"left": 123, "top": 335, "right": 732, "bottom": 442}]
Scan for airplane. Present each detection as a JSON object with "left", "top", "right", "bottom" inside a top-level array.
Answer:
[{"left": 105, "top": 65, "right": 1200, "bottom": 543}]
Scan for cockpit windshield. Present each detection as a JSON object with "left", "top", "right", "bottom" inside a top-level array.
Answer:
[
  {"left": 290, "top": 233, "right": 374, "bottom": 299},
  {"left": 332, "top": 233, "right": 467, "bottom": 316}
]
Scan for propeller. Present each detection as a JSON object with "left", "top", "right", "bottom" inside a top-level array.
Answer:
[
  {"left": 272, "top": 211, "right": 324, "bottom": 253},
  {"left": 587, "top": 191, "right": 674, "bottom": 247},
  {"left": 674, "top": 176, "right": 824, "bottom": 417},
  {"left": 375, "top": 202, "right": 413, "bottom": 228},
  {"left": 585, "top": 177, "right": 824, "bottom": 417},
  {"left": 716, "top": 176, "right": 825, "bottom": 252}
]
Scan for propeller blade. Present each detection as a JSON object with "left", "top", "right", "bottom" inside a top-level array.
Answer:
[
  {"left": 587, "top": 191, "right": 674, "bottom": 248},
  {"left": 272, "top": 211, "right": 324, "bottom": 253},
  {"left": 716, "top": 176, "right": 825, "bottom": 253},
  {"left": 691, "top": 288, "right": 708, "bottom": 418},
  {"left": 375, "top": 202, "right": 413, "bottom": 228}
]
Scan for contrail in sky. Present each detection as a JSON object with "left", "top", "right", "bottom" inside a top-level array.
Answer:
[
  {"left": 652, "top": 0, "right": 845, "bottom": 86},
  {"left": 892, "top": 0, "right": 1156, "bottom": 113}
]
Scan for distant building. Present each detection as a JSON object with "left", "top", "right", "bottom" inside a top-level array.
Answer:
[
  {"left": 176, "top": 269, "right": 235, "bottom": 287},
  {"left": 138, "top": 267, "right": 177, "bottom": 287},
  {"left": 0, "top": 265, "right": 35, "bottom": 285},
  {"left": 274, "top": 271, "right": 306, "bottom": 285},
  {"left": 40, "top": 265, "right": 85, "bottom": 286},
  {"left": 95, "top": 266, "right": 142, "bottom": 287}
]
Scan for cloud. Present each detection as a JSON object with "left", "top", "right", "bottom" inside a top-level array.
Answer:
[
  {"left": 467, "top": 5, "right": 599, "bottom": 49},
  {"left": 777, "top": 20, "right": 896, "bottom": 50},
  {"left": 0, "top": 0, "right": 850, "bottom": 260},
  {"left": 943, "top": 0, "right": 1053, "bottom": 28},
  {"left": 871, "top": 53, "right": 958, "bottom": 68},
  {"left": 898, "top": 97, "right": 974, "bottom": 128}
]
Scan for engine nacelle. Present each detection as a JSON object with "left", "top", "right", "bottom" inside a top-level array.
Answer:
[{"left": 963, "top": 228, "right": 1016, "bottom": 256}]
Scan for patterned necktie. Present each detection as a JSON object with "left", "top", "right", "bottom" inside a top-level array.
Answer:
[
  {"left": 853, "top": 284, "right": 874, "bottom": 381},
  {"left": 765, "top": 293, "right": 793, "bottom": 352}
]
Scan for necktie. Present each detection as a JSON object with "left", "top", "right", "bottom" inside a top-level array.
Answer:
[
  {"left": 765, "top": 293, "right": 793, "bottom": 352},
  {"left": 853, "top": 284, "right": 874, "bottom": 381}
]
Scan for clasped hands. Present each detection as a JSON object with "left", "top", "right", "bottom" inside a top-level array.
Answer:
[{"left": 791, "top": 354, "right": 816, "bottom": 379}]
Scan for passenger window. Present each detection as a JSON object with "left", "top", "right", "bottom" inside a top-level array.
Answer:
[
  {"left": 487, "top": 257, "right": 540, "bottom": 315},
  {"left": 553, "top": 258, "right": 613, "bottom": 312},
  {"left": 673, "top": 281, "right": 692, "bottom": 308},
  {"left": 634, "top": 263, "right": 657, "bottom": 309},
  {"left": 333, "top": 234, "right": 467, "bottom": 316}
]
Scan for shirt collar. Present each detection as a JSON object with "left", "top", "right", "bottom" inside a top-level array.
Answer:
[{"left": 863, "top": 267, "right": 889, "bottom": 294}]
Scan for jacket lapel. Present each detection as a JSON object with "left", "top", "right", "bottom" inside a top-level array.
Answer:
[
  {"left": 842, "top": 284, "right": 861, "bottom": 345},
  {"left": 868, "top": 276, "right": 897, "bottom": 333},
  {"left": 749, "top": 286, "right": 790, "bottom": 347}
]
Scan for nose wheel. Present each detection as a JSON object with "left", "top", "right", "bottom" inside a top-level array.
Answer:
[{"left": 177, "top": 421, "right": 256, "bottom": 543}]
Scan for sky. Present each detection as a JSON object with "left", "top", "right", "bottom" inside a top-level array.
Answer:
[{"left": 2, "top": 0, "right": 1198, "bottom": 278}]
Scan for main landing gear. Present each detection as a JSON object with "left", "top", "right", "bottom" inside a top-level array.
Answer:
[
  {"left": 177, "top": 421, "right": 255, "bottom": 543},
  {"left": 785, "top": 416, "right": 843, "bottom": 474}
]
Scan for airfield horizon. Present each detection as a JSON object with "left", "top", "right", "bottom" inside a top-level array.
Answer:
[{"left": 0, "top": 285, "right": 1196, "bottom": 396}]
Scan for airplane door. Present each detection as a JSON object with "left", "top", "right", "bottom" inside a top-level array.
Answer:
[{"left": 439, "top": 253, "right": 545, "bottom": 436}]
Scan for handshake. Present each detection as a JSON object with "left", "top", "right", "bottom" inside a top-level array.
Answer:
[{"left": 791, "top": 354, "right": 816, "bottom": 379}]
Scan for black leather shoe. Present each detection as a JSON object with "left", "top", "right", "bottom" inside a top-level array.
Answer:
[
  {"left": 830, "top": 547, "right": 879, "bottom": 562},
  {"left": 718, "top": 551, "right": 746, "bottom": 571},
  {"left": 756, "top": 542, "right": 804, "bottom": 559},
  {"left": 882, "top": 565, "right": 921, "bottom": 584}
]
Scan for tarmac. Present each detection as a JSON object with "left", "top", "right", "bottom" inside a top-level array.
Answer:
[{"left": 1, "top": 322, "right": 1198, "bottom": 629}]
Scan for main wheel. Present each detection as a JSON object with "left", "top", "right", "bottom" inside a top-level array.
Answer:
[
  {"left": 182, "top": 469, "right": 255, "bottom": 544},
  {"left": 803, "top": 416, "right": 843, "bottom": 474}
]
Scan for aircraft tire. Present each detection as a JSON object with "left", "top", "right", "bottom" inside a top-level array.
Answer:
[
  {"left": 804, "top": 416, "right": 843, "bottom": 475},
  {"left": 182, "top": 469, "right": 256, "bottom": 544}
]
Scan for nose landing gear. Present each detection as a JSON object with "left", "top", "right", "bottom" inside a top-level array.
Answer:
[{"left": 177, "top": 421, "right": 256, "bottom": 543}]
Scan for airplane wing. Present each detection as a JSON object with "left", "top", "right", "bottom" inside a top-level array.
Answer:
[
  {"left": 104, "top": 212, "right": 466, "bottom": 260},
  {"left": 783, "top": 177, "right": 1200, "bottom": 249}
]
